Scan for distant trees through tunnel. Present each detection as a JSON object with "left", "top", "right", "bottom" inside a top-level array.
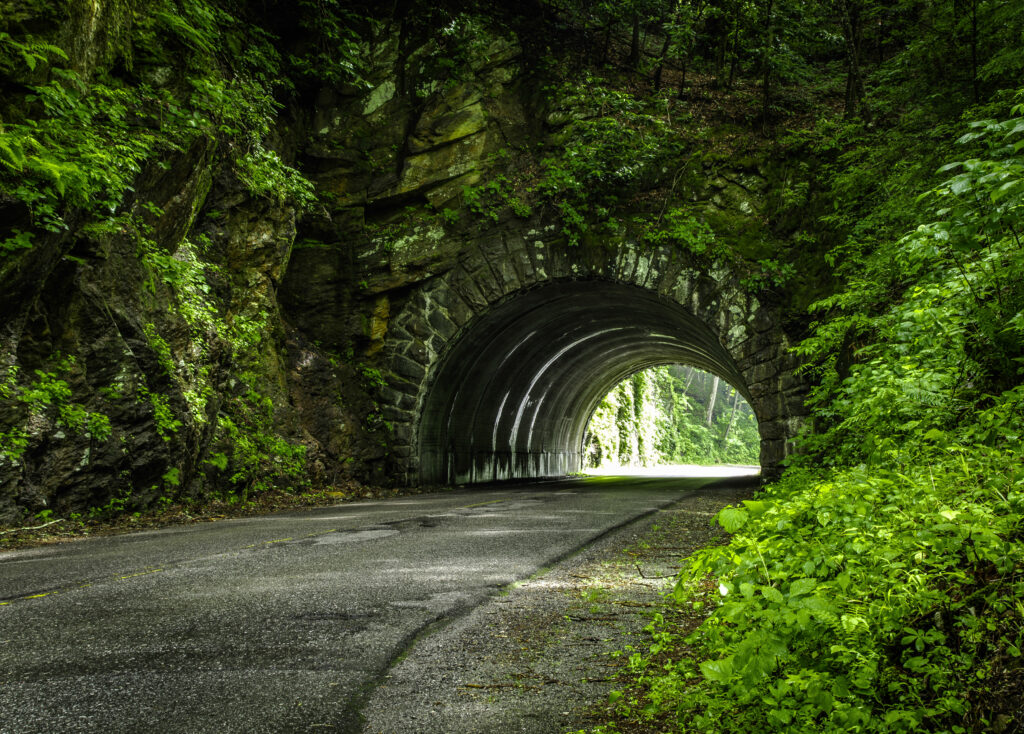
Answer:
[{"left": 583, "top": 365, "right": 759, "bottom": 471}]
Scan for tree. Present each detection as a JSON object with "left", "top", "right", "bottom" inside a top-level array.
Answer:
[
  {"left": 705, "top": 374, "right": 720, "bottom": 426},
  {"left": 836, "top": 0, "right": 867, "bottom": 118}
]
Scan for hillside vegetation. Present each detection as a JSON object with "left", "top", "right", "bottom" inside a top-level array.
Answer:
[{"left": 541, "top": 0, "right": 1024, "bottom": 731}]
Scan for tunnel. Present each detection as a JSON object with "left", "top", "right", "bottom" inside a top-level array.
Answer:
[{"left": 418, "top": 280, "right": 754, "bottom": 485}]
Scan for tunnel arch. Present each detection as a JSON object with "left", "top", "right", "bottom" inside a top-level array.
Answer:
[
  {"left": 378, "top": 232, "right": 807, "bottom": 485},
  {"left": 419, "top": 281, "right": 751, "bottom": 483}
]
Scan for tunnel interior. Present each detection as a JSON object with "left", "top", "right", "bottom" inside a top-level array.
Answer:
[{"left": 418, "top": 280, "right": 755, "bottom": 485}]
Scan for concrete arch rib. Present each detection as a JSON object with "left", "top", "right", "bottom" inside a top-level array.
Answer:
[{"left": 417, "top": 280, "right": 753, "bottom": 485}]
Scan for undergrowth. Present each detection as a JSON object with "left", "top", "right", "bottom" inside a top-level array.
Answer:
[{"left": 583, "top": 93, "right": 1024, "bottom": 733}]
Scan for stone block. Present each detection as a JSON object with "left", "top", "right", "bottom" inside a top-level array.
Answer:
[
  {"left": 387, "top": 321, "right": 414, "bottom": 343},
  {"left": 402, "top": 312, "right": 432, "bottom": 341},
  {"left": 425, "top": 172, "right": 481, "bottom": 208},
  {"left": 466, "top": 256, "right": 503, "bottom": 304},
  {"left": 390, "top": 444, "right": 413, "bottom": 459},
  {"left": 391, "top": 354, "right": 427, "bottom": 383},
  {"left": 616, "top": 243, "right": 638, "bottom": 284},
  {"left": 489, "top": 254, "right": 522, "bottom": 296},
  {"left": 427, "top": 333, "right": 447, "bottom": 355},
  {"left": 785, "top": 389, "right": 811, "bottom": 417},
  {"left": 752, "top": 394, "right": 784, "bottom": 422},
  {"left": 671, "top": 272, "right": 695, "bottom": 309},
  {"left": 780, "top": 370, "right": 805, "bottom": 391},
  {"left": 637, "top": 250, "right": 658, "bottom": 289},
  {"left": 759, "top": 438, "right": 787, "bottom": 467},
  {"left": 379, "top": 386, "right": 405, "bottom": 407},
  {"left": 382, "top": 404, "right": 410, "bottom": 422},
  {"left": 391, "top": 422, "right": 413, "bottom": 445},
  {"left": 503, "top": 234, "right": 536, "bottom": 284},
  {"left": 758, "top": 419, "right": 787, "bottom": 440},
  {"left": 404, "top": 338, "right": 429, "bottom": 363},
  {"left": 385, "top": 374, "right": 422, "bottom": 397},
  {"left": 427, "top": 309, "right": 459, "bottom": 340},
  {"left": 527, "top": 239, "right": 550, "bottom": 280},
  {"left": 743, "top": 360, "right": 778, "bottom": 387},
  {"left": 447, "top": 265, "right": 489, "bottom": 311},
  {"left": 741, "top": 344, "right": 780, "bottom": 368},
  {"left": 634, "top": 249, "right": 658, "bottom": 288},
  {"left": 441, "top": 285, "right": 476, "bottom": 327}
]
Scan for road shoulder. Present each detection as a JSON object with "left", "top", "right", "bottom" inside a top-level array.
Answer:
[{"left": 361, "top": 480, "right": 755, "bottom": 734}]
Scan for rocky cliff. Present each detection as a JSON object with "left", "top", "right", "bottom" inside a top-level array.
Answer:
[{"left": 0, "top": 0, "right": 816, "bottom": 523}]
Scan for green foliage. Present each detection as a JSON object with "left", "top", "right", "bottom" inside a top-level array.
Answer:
[
  {"left": 603, "top": 96, "right": 1024, "bottom": 734},
  {"left": 536, "top": 75, "right": 683, "bottom": 245},
  {"left": 235, "top": 147, "right": 315, "bottom": 207},
  {"left": 0, "top": 31, "right": 68, "bottom": 74},
  {"left": 0, "top": 0, "right": 315, "bottom": 250},
  {"left": 138, "top": 385, "right": 182, "bottom": 441},
  {"left": 640, "top": 429, "right": 1024, "bottom": 732},
  {"left": 212, "top": 390, "right": 307, "bottom": 502},
  {"left": 0, "top": 357, "right": 111, "bottom": 466},
  {"left": 795, "top": 95, "right": 1024, "bottom": 466},
  {"left": 462, "top": 174, "right": 532, "bottom": 223},
  {"left": 284, "top": 0, "right": 369, "bottom": 88},
  {"left": 639, "top": 207, "right": 715, "bottom": 255},
  {"left": 0, "top": 67, "right": 159, "bottom": 233},
  {"left": 585, "top": 366, "right": 759, "bottom": 469}
]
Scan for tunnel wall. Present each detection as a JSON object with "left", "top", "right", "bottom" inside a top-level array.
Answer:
[{"left": 376, "top": 227, "right": 809, "bottom": 485}]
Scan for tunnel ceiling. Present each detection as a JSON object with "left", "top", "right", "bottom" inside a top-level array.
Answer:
[{"left": 418, "top": 280, "right": 751, "bottom": 484}]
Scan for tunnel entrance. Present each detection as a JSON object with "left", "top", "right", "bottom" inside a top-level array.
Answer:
[
  {"left": 582, "top": 364, "right": 760, "bottom": 473},
  {"left": 417, "top": 281, "right": 754, "bottom": 485}
]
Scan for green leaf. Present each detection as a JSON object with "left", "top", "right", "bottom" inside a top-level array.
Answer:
[
  {"left": 717, "top": 507, "right": 748, "bottom": 533},
  {"left": 789, "top": 578, "right": 817, "bottom": 596},
  {"left": 699, "top": 656, "right": 734, "bottom": 683},
  {"left": 742, "top": 499, "right": 770, "bottom": 516}
]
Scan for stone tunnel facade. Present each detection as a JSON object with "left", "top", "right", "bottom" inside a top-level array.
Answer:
[{"left": 377, "top": 226, "right": 808, "bottom": 485}]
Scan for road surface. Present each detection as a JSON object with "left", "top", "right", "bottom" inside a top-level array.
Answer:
[{"left": 0, "top": 475, "right": 753, "bottom": 733}]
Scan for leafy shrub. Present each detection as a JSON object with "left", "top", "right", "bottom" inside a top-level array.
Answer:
[{"left": 604, "top": 94, "right": 1024, "bottom": 734}]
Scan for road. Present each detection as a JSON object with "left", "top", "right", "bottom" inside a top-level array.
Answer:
[{"left": 0, "top": 474, "right": 753, "bottom": 733}]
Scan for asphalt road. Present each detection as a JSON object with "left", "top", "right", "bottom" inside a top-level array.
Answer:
[{"left": 0, "top": 475, "right": 750, "bottom": 733}]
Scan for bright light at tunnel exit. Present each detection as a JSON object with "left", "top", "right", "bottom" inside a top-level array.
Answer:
[{"left": 582, "top": 364, "right": 761, "bottom": 476}]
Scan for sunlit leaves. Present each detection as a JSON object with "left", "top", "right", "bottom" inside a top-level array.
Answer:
[{"left": 618, "top": 97, "right": 1024, "bottom": 734}]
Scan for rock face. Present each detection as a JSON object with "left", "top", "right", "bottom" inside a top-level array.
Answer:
[
  {"left": 0, "top": 5, "right": 810, "bottom": 523},
  {"left": 280, "top": 21, "right": 808, "bottom": 487}
]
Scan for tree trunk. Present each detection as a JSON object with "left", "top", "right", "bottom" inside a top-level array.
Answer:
[
  {"left": 705, "top": 375, "right": 720, "bottom": 426},
  {"left": 721, "top": 389, "right": 740, "bottom": 444},
  {"left": 760, "top": 0, "right": 775, "bottom": 131},
  {"left": 727, "top": 3, "right": 740, "bottom": 89},
  {"left": 839, "top": 0, "right": 866, "bottom": 118},
  {"left": 970, "top": 0, "right": 979, "bottom": 103},
  {"left": 654, "top": 31, "right": 671, "bottom": 89},
  {"left": 683, "top": 366, "right": 697, "bottom": 392},
  {"left": 629, "top": 12, "right": 642, "bottom": 68},
  {"left": 676, "top": 0, "right": 708, "bottom": 99},
  {"left": 602, "top": 19, "right": 614, "bottom": 64}
]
